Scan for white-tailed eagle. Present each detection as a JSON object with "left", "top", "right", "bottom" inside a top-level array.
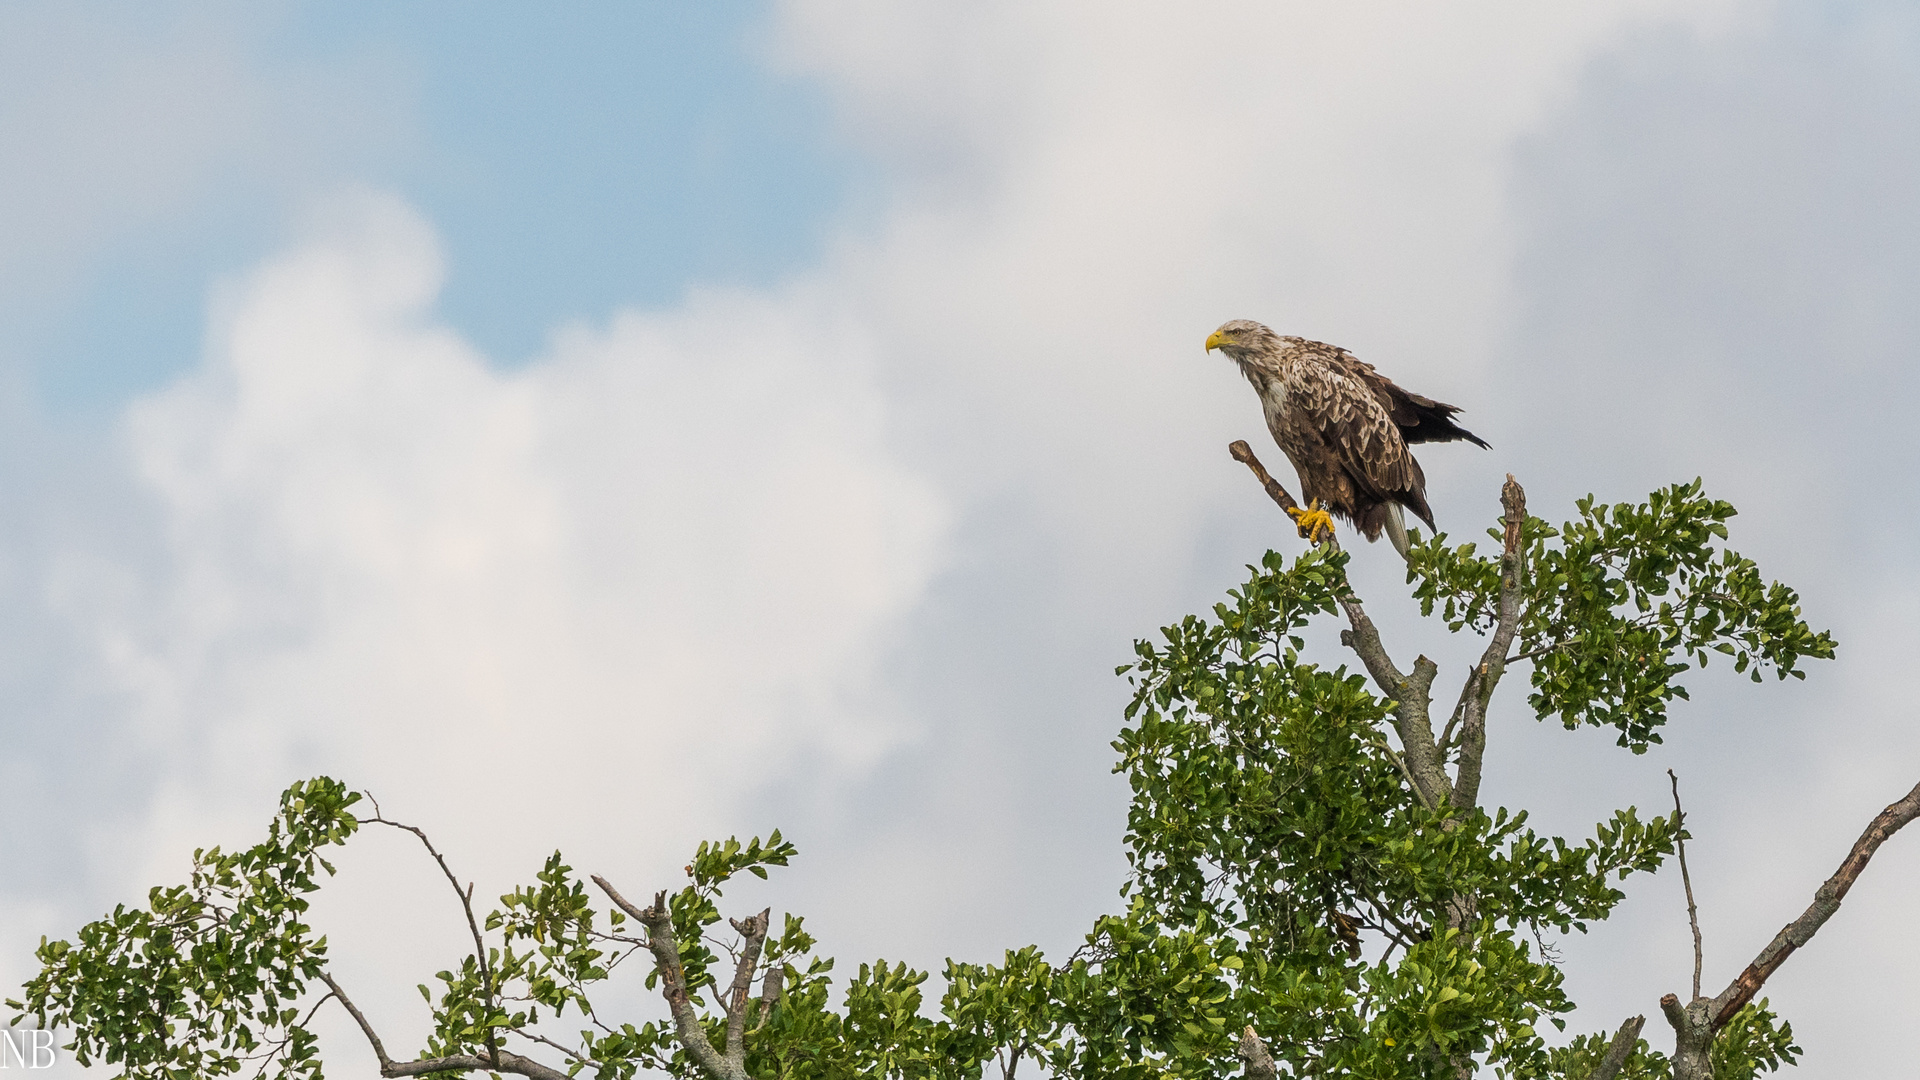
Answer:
[{"left": 1205, "top": 320, "right": 1487, "bottom": 556}]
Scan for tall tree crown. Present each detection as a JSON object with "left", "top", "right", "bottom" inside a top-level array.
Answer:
[{"left": 13, "top": 472, "right": 1895, "bottom": 1080}]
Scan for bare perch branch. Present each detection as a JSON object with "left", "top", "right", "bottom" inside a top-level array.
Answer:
[
  {"left": 1448, "top": 475, "right": 1526, "bottom": 808},
  {"left": 1228, "top": 440, "right": 1318, "bottom": 541},
  {"left": 1707, "top": 778, "right": 1920, "bottom": 1029},
  {"left": 1589, "top": 1014, "right": 1646, "bottom": 1080},
  {"left": 590, "top": 873, "right": 651, "bottom": 925},
  {"left": 592, "top": 875, "right": 741, "bottom": 1080},
  {"left": 1669, "top": 770, "right": 1704, "bottom": 1001},
  {"left": 1228, "top": 440, "right": 1451, "bottom": 809}
]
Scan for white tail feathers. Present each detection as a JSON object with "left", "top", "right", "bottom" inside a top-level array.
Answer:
[{"left": 1383, "top": 503, "right": 1411, "bottom": 560}]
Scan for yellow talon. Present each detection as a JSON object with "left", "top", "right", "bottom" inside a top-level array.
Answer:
[{"left": 1287, "top": 500, "right": 1336, "bottom": 544}]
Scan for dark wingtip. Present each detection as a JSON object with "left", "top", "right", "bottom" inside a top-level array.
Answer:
[
  {"left": 1449, "top": 419, "right": 1491, "bottom": 450},
  {"left": 1395, "top": 399, "right": 1490, "bottom": 448},
  {"left": 1403, "top": 423, "right": 1490, "bottom": 449}
]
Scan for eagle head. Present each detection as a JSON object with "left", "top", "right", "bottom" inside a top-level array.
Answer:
[{"left": 1205, "top": 319, "right": 1280, "bottom": 359}]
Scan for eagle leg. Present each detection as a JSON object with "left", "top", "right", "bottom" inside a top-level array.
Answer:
[{"left": 1287, "top": 500, "right": 1336, "bottom": 544}]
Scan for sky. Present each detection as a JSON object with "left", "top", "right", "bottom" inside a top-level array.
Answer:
[{"left": 2, "top": 1, "right": 1917, "bottom": 1075}]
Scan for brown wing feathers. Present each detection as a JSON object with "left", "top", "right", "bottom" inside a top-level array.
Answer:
[
  {"left": 1275, "top": 334, "right": 1485, "bottom": 543},
  {"left": 1338, "top": 351, "right": 1490, "bottom": 449}
]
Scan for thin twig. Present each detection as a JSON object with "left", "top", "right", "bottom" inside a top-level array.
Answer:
[
  {"left": 1668, "top": 770, "right": 1704, "bottom": 1001},
  {"left": 510, "top": 1029, "right": 597, "bottom": 1067},
  {"left": 321, "top": 949, "right": 572, "bottom": 1080},
  {"left": 243, "top": 990, "right": 340, "bottom": 1079},
  {"left": 1505, "top": 641, "right": 1569, "bottom": 665},
  {"left": 366, "top": 798, "right": 502, "bottom": 1070},
  {"left": 587, "top": 930, "right": 652, "bottom": 947},
  {"left": 1368, "top": 734, "right": 1434, "bottom": 811},
  {"left": 1355, "top": 892, "right": 1428, "bottom": 949}
]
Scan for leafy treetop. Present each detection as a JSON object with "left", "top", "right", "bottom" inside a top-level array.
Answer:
[{"left": 9, "top": 476, "right": 1866, "bottom": 1080}]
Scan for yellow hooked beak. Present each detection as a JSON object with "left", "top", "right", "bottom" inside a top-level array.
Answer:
[{"left": 1205, "top": 330, "right": 1230, "bottom": 353}]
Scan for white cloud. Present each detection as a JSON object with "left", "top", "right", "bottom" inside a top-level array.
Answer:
[{"left": 59, "top": 190, "right": 945, "bottom": 937}]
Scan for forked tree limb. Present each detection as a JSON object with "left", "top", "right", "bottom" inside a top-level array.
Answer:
[
  {"left": 1706, "top": 778, "right": 1920, "bottom": 1029},
  {"left": 592, "top": 875, "right": 744, "bottom": 1080},
  {"left": 1652, "top": 778, "right": 1920, "bottom": 1080}
]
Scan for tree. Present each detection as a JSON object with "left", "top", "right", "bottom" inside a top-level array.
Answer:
[{"left": 10, "top": 445, "right": 1915, "bottom": 1080}]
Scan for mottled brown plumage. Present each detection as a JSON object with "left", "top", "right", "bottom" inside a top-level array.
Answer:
[{"left": 1205, "top": 319, "right": 1487, "bottom": 555}]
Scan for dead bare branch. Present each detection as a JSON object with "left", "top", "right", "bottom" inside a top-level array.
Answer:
[
  {"left": 1707, "top": 778, "right": 1920, "bottom": 1029},
  {"left": 1649, "top": 778, "right": 1920, "bottom": 1079}
]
